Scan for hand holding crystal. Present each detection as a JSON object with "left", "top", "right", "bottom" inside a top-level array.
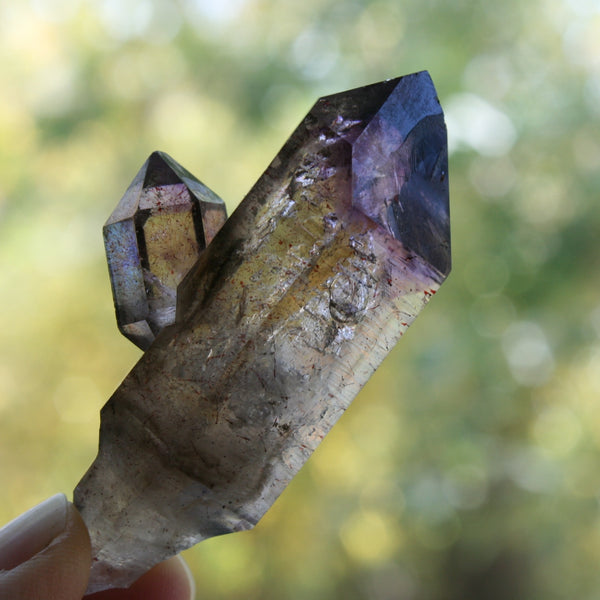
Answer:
[{"left": 0, "top": 494, "right": 195, "bottom": 600}]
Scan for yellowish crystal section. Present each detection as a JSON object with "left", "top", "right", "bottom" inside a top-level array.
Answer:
[{"left": 143, "top": 204, "right": 199, "bottom": 290}]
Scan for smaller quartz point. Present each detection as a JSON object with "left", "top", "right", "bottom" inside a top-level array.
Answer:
[
  {"left": 104, "top": 151, "right": 228, "bottom": 350},
  {"left": 75, "top": 72, "right": 451, "bottom": 593}
]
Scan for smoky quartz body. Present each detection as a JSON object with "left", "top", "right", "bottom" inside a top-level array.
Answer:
[{"left": 75, "top": 71, "right": 450, "bottom": 593}]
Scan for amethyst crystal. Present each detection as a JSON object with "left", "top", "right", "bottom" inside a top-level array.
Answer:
[{"left": 75, "top": 71, "right": 450, "bottom": 592}]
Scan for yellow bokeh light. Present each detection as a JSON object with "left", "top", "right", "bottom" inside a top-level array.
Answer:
[{"left": 340, "top": 509, "right": 402, "bottom": 565}]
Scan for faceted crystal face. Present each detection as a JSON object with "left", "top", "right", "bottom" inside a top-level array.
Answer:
[
  {"left": 76, "top": 71, "right": 451, "bottom": 593},
  {"left": 104, "top": 152, "right": 228, "bottom": 350}
]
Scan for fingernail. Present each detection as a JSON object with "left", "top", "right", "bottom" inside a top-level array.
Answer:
[
  {"left": 175, "top": 555, "right": 196, "bottom": 600},
  {"left": 0, "top": 493, "right": 68, "bottom": 570}
]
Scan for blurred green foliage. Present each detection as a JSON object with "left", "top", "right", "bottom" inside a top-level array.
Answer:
[{"left": 1, "top": 0, "right": 599, "bottom": 598}]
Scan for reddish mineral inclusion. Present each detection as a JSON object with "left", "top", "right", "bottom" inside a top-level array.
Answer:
[{"left": 76, "top": 71, "right": 451, "bottom": 593}]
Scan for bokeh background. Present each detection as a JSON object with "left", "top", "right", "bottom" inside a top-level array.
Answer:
[{"left": 0, "top": 0, "right": 599, "bottom": 598}]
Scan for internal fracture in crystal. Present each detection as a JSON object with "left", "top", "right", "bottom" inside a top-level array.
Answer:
[
  {"left": 104, "top": 151, "right": 228, "bottom": 350},
  {"left": 75, "top": 71, "right": 451, "bottom": 593}
]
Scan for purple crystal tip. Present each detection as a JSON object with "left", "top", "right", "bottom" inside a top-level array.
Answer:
[{"left": 349, "top": 72, "right": 450, "bottom": 276}]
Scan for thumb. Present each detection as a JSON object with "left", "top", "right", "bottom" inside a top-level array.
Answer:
[{"left": 0, "top": 493, "right": 92, "bottom": 600}]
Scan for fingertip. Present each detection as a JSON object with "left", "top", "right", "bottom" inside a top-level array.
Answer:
[
  {"left": 85, "top": 555, "right": 195, "bottom": 600},
  {"left": 131, "top": 556, "right": 195, "bottom": 600},
  {"left": 0, "top": 498, "right": 92, "bottom": 600},
  {"left": 173, "top": 555, "right": 196, "bottom": 600}
]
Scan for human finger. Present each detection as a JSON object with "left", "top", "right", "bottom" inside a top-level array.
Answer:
[
  {"left": 84, "top": 555, "right": 195, "bottom": 600},
  {"left": 0, "top": 494, "right": 92, "bottom": 600}
]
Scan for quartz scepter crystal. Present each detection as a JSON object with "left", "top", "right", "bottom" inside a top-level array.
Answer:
[{"left": 74, "top": 71, "right": 451, "bottom": 593}]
